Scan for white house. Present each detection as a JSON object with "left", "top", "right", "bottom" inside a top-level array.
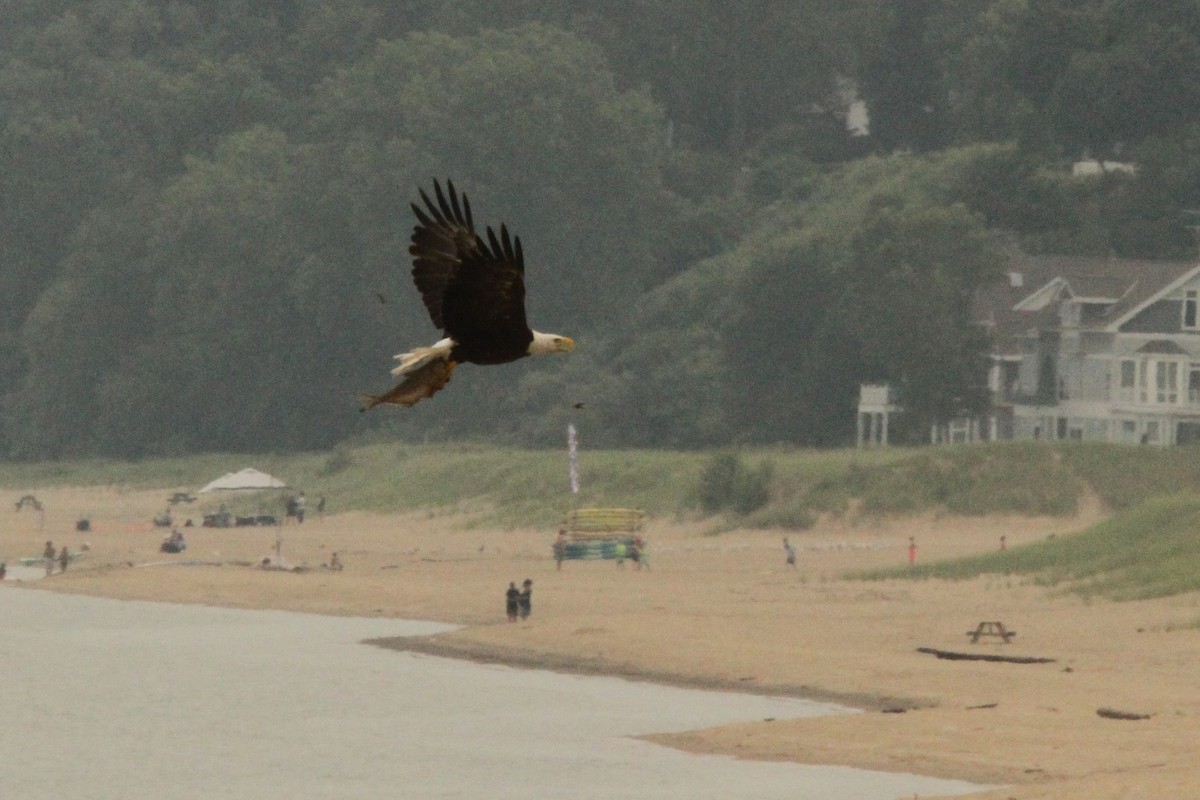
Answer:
[
  {"left": 860, "top": 248, "right": 1200, "bottom": 446},
  {"left": 982, "top": 249, "right": 1200, "bottom": 445}
]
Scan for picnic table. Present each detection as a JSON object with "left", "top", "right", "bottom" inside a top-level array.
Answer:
[{"left": 966, "top": 621, "right": 1016, "bottom": 644}]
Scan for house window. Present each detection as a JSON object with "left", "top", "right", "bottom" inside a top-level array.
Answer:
[
  {"left": 1190, "top": 365, "right": 1200, "bottom": 404},
  {"left": 1185, "top": 290, "right": 1199, "bottom": 330},
  {"left": 1156, "top": 361, "right": 1179, "bottom": 404},
  {"left": 1139, "top": 360, "right": 1149, "bottom": 403},
  {"left": 1119, "top": 360, "right": 1136, "bottom": 402}
]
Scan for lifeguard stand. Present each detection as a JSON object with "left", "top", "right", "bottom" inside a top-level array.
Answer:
[{"left": 857, "top": 384, "right": 901, "bottom": 447}]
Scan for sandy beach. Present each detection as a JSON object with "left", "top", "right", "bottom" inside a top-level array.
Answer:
[{"left": 6, "top": 484, "right": 1200, "bottom": 799}]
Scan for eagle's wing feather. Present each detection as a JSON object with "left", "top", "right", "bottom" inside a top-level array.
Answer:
[
  {"left": 410, "top": 182, "right": 479, "bottom": 330},
  {"left": 409, "top": 180, "right": 530, "bottom": 347},
  {"left": 442, "top": 246, "right": 529, "bottom": 348}
]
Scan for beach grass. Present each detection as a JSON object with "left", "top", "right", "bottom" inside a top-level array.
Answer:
[
  {"left": 0, "top": 443, "right": 1054, "bottom": 529},
  {"left": 1059, "top": 441, "right": 1200, "bottom": 510},
  {"left": 3, "top": 439, "right": 1200, "bottom": 539}
]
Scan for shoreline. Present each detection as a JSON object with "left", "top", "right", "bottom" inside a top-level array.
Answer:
[{"left": 368, "top": 631, "right": 925, "bottom": 712}]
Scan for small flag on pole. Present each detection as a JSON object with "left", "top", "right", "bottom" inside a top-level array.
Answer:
[{"left": 567, "top": 422, "right": 580, "bottom": 494}]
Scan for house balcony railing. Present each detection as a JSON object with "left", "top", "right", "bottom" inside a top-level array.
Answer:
[
  {"left": 996, "top": 384, "right": 1056, "bottom": 406},
  {"left": 1107, "top": 387, "right": 1200, "bottom": 408},
  {"left": 1000, "top": 387, "right": 1200, "bottom": 409}
]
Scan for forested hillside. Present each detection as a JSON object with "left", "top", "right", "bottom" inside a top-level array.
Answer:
[{"left": 2, "top": 1, "right": 1198, "bottom": 458}]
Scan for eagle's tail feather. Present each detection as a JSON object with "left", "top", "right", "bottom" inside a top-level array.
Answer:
[{"left": 392, "top": 338, "right": 454, "bottom": 376}]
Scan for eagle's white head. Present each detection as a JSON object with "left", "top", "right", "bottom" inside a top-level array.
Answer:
[{"left": 529, "top": 330, "right": 575, "bottom": 356}]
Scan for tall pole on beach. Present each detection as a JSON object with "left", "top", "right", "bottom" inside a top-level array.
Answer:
[{"left": 567, "top": 422, "right": 580, "bottom": 497}]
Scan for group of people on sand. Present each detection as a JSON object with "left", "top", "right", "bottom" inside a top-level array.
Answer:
[
  {"left": 283, "top": 493, "right": 327, "bottom": 525},
  {"left": 42, "top": 540, "right": 71, "bottom": 576},
  {"left": 505, "top": 579, "right": 533, "bottom": 621},
  {"left": 160, "top": 528, "right": 186, "bottom": 553}
]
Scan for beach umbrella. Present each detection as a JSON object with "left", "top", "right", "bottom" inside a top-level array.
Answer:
[{"left": 198, "top": 468, "right": 288, "bottom": 493}]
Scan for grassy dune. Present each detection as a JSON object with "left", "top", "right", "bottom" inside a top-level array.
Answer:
[{"left": 0, "top": 441, "right": 1086, "bottom": 527}]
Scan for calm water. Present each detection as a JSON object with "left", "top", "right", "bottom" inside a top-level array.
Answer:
[{"left": 0, "top": 588, "right": 988, "bottom": 799}]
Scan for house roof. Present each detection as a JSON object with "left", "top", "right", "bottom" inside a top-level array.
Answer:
[
  {"left": 1137, "top": 339, "right": 1191, "bottom": 355},
  {"left": 977, "top": 247, "right": 1197, "bottom": 356}
]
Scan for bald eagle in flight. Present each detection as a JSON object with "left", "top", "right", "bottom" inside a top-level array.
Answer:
[{"left": 361, "top": 180, "right": 574, "bottom": 410}]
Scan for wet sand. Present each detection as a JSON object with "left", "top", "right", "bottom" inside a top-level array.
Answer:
[{"left": 6, "top": 485, "right": 1200, "bottom": 799}]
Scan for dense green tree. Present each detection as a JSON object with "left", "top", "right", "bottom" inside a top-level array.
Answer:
[
  {"left": 307, "top": 24, "right": 668, "bottom": 329},
  {"left": 858, "top": 0, "right": 946, "bottom": 153},
  {"left": 2, "top": 1, "right": 1196, "bottom": 458},
  {"left": 842, "top": 200, "right": 1000, "bottom": 439},
  {"left": 935, "top": 0, "right": 1200, "bottom": 160},
  {"left": 721, "top": 236, "right": 850, "bottom": 445},
  {"left": 417, "top": 1, "right": 865, "bottom": 156},
  {"left": 1, "top": 191, "right": 156, "bottom": 458},
  {"left": 3, "top": 18, "right": 677, "bottom": 456},
  {"left": 608, "top": 150, "right": 1005, "bottom": 447}
]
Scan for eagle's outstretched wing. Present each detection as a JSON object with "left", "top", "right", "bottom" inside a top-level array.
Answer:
[{"left": 409, "top": 180, "right": 530, "bottom": 349}]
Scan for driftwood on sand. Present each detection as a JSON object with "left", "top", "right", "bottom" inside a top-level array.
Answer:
[
  {"left": 1096, "top": 707, "right": 1152, "bottom": 721},
  {"left": 917, "top": 647, "right": 1055, "bottom": 664}
]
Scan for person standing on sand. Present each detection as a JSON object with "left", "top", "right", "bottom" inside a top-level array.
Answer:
[
  {"left": 907, "top": 536, "right": 917, "bottom": 566},
  {"left": 506, "top": 582, "right": 520, "bottom": 622},
  {"left": 518, "top": 579, "right": 533, "bottom": 620},
  {"left": 43, "top": 540, "right": 55, "bottom": 576},
  {"left": 553, "top": 531, "right": 566, "bottom": 570},
  {"left": 58, "top": 544, "right": 70, "bottom": 573},
  {"left": 783, "top": 537, "right": 796, "bottom": 568}
]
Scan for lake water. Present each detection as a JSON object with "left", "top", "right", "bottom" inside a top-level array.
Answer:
[{"left": 0, "top": 589, "right": 989, "bottom": 799}]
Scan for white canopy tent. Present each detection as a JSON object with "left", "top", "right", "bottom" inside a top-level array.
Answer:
[{"left": 198, "top": 468, "right": 288, "bottom": 494}]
